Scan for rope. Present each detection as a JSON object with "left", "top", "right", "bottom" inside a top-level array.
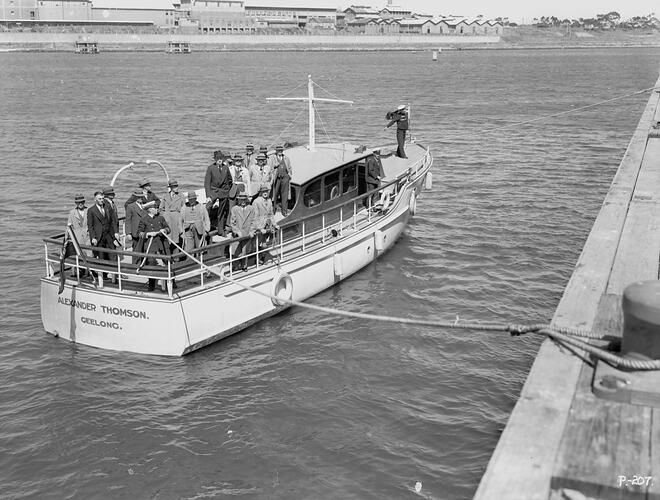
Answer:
[
  {"left": 274, "top": 81, "right": 307, "bottom": 99},
  {"left": 488, "top": 86, "right": 660, "bottom": 132},
  {"left": 267, "top": 107, "right": 306, "bottom": 151},
  {"left": 312, "top": 80, "right": 345, "bottom": 102},
  {"left": 163, "top": 235, "right": 660, "bottom": 371}
]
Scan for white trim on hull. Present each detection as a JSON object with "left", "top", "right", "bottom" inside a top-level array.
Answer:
[{"left": 41, "top": 147, "right": 432, "bottom": 356}]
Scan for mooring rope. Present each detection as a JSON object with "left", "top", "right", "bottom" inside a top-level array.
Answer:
[
  {"left": 164, "top": 235, "right": 660, "bottom": 370},
  {"left": 486, "top": 86, "right": 660, "bottom": 133}
]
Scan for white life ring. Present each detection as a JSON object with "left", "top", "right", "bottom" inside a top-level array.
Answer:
[
  {"left": 409, "top": 189, "right": 417, "bottom": 215},
  {"left": 379, "top": 191, "right": 391, "bottom": 211},
  {"left": 329, "top": 185, "right": 339, "bottom": 200},
  {"left": 271, "top": 271, "right": 293, "bottom": 306}
]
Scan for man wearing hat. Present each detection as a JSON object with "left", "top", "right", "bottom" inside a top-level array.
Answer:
[
  {"left": 160, "top": 179, "right": 185, "bottom": 253},
  {"left": 181, "top": 191, "right": 210, "bottom": 252},
  {"left": 364, "top": 149, "right": 386, "bottom": 207},
  {"left": 67, "top": 194, "right": 91, "bottom": 261},
  {"left": 243, "top": 144, "right": 256, "bottom": 170},
  {"left": 125, "top": 189, "right": 148, "bottom": 262},
  {"left": 269, "top": 145, "right": 292, "bottom": 216},
  {"left": 102, "top": 186, "right": 120, "bottom": 243},
  {"left": 204, "top": 151, "right": 234, "bottom": 237},
  {"left": 137, "top": 201, "right": 170, "bottom": 291},
  {"left": 385, "top": 104, "right": 409, "bottom": 159},
  {"left": 249, "top": 152, "right": 272, "bottom": 202},
  {"left": 87, "top": 190, "right": 117, "bottom": 277},
  {"left": 229, "top": 191, "right": 255, "bottom": 271},
  {"left": 251, "top": 184, "right": 278, "bottom": 260},
  {"left": 139, "top": 179, "right": 160, "bottom": 206}
]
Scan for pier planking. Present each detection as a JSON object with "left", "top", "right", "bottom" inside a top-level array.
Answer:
[{"left": 475, "top": 74, "right": 660, "bottom": 499}]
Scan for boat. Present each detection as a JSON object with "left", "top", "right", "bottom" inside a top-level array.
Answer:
[{"left": 40, "top": 76, "right": 434, "bottom": 356}]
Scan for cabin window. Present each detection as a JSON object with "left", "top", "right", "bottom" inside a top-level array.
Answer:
[
  {"left": 304, "top": 179, "right": 322, "bottom": 207},
  {"left": 324, "top": 172, "right": 340, "bottom": 201},
  {"left": 342, "top": 164, "right": 356, "bottom": 193}
]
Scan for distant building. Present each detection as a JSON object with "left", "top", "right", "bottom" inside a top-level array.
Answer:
[
  {"left": 378, "top": 5, "right": 411, "bottom": 20},
  {"left": 91, "top": 5, "right": 175, "bottom": 27},
  {"left": 1, "top": 0, "right": 36, "bottom": 20},
  {"left": 343, "top": 5, "right": 378, "bottom": 22},
  {"left": 396, "top": 17, "right": 425, "bottom": 34},
  {"left": 245, "top": 4, "right": 336, "bottom": 29},
  {"left": 39, "top": 0, "right": 91, "bottom": 20}
]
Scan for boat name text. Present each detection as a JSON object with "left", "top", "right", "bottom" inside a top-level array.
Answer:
[{"left": 57, "top": 297, "right": 149, "bottom": 319}]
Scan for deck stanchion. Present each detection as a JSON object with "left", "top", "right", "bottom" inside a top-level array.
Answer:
[
  {"left": 256, "top": 235, "right": 260, "bottom": 269},
  {"left": 117, "top": 255, "right": 122, "bottom": 291},
  {"left": 322, "top": 214, "right": 326, "bottom": 244},
  {"left": 302, "top": 221, "right": 306, "bottom": 253},
  {"left": 200, "top": 252, "right": 204, "bottom": 287},
  {"left": 44, "top": 243, "right": 50, "bottom": 276},
  {"left": 167, "top": 259, "right": 172, "bottom": 298},
  {"left": 279, "top": 228, "right": 283, "bottom": 261}
]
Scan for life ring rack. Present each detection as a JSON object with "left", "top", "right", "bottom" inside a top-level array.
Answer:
[
  {"left": 270, "top": 271, "right": 293, "bottom": 306},
  {"left": 379, "top": 191, "right": 392, "bottom": 211},
  {"left": 409, "top": 188, "right": 417, "bottom": 215}
]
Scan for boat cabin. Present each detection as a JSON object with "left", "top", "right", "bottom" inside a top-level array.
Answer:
[{"left": 277, "top": 143, "right": 386, "bottom": 228}]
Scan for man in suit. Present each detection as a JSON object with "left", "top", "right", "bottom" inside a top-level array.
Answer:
[
  {"left": 103, "top": 186, "right": 120, "bottom": 242},
  {"left": 365, "top": 149, "right": 386, "bottom": 207},
  {"left": 269, "top": 145, "right": 292, "bottom": 216},
  {"left": 125, "top": 189, "right": 147, "bottom": 262},
  {"left": 137, "top": 202, "right": 171, "bottom": 291},
  {"left": 385, "top": 104, "right": 409, "bottom": 159},
  {"left": 204, "top": 151, "right": 233, "bottom": 237},
  {"left": 229, "top": 192, "right": 255, "bottom": 271},
  {"left": 87, "top": 191, "right": 117, "bottom": 281}
]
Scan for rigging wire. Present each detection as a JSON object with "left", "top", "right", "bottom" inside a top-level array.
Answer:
[
  {"left": 474, "top": 85, "right": 659, "bottom": 133},
  {"left": 267, "top": 107, "right": 306, "bottom": 150}
]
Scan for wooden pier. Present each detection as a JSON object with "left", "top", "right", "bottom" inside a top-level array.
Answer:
[
  {"left": 166, "top": 41, "right": 191, "bottom": 53},
  {"left": 74, "top": 41, "right": 98, "bottom": 54},
  {"left": 475, "top": 73, "right": 660, "bottom": 499}
]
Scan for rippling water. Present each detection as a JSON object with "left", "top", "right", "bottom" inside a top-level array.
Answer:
[{"left": 1, "top": 48, "right": 659, "bottom": 499}]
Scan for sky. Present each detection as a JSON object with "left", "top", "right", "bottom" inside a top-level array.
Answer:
[{"left": 92, "top": 1, "right": 658, "bottom": 24}]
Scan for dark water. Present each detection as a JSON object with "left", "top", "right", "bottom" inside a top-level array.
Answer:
[{"left": 1, "top": 48, "right": 659, "bottom": 499}]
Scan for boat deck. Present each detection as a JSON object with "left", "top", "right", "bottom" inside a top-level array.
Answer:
[{"left": 474, "top": 79, "right": 660, "bottom": 497}]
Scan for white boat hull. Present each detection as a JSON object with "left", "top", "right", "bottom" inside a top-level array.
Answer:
[{"left": 41, "top": 148, "right": 431, "bottom": 356}]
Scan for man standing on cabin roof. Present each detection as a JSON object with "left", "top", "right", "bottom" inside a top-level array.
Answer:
[
  {"left": 137, "top": 202, "right": 170, "bottom": 291},
  {"left": 87, "top": 190, "right": 117, "bottom": 279},
  {"left": 204, "top": 151, "right": 233, "bottom": 237},
  {"left": 385, "top": 104, "right": 409, "bottom": 159},
  {"left": 102, "top": 186, "right": 120, "bottom": 245},
  {"left": 181, "top": 191, "right": 210, "bottom": 252},
  {"left": 160, "top": 179, "right": 185, "bottom": 253},
  {"left": 249, "top": 153, "right": 272, "bottom": 202},
  {"left": 269, "top": 145, "right": 292, "bottom": 216},
  {"left": 125, "top": 189, "right": 147, "bottom": 263}
]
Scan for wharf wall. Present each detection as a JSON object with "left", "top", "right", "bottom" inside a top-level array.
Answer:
[
  {"left": 0, "top": 33, "right": 500, "bottom": 52},
  {"left": 474, "top": 74, "right": 660, "bottom": 499}
]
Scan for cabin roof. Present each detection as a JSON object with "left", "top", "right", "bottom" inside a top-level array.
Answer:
[{"left": 286, "top": 142, "right": 370, "bottom": 185}]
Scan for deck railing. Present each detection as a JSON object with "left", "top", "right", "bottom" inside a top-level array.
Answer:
[{"left": 44, "top": 148, "right": 431, "bottom": 298}]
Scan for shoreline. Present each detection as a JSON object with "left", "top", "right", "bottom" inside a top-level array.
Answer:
[{"left": 1, "top": 30, "right": 659, "bottom": 53}]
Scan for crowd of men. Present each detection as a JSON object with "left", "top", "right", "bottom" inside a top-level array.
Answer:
[{"left": 66, "top": 143, "right": 293, "bottom": 289}]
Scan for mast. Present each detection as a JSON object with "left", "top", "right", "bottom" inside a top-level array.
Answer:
[{"left": 267, "top": 75, "right": 353, "bottom": 152}]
